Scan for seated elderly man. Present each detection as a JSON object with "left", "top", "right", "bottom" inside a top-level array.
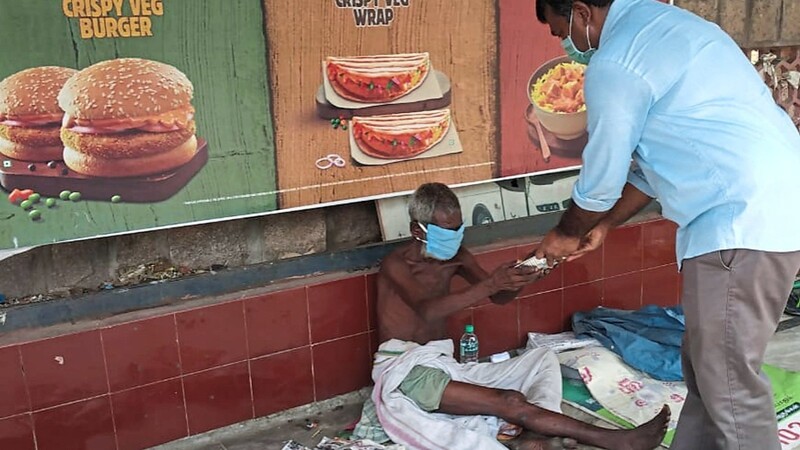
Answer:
[{"left": 353, "top": 183, "right": 669, "bottom": 450}]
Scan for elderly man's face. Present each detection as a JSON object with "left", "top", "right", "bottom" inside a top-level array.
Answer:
[{"left": 431, "top": 208, "right": 463, "bottom": 231}]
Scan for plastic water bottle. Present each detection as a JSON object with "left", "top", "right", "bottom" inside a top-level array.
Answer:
[{"left": 459, "top": 324, "right": 479, "bottom": 363}]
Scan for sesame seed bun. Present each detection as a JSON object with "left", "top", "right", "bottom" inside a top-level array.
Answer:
[
  {"left": 58, "top": 58, "right": 193, "bottom": 120},
  {"left": 0, "top": 66, "right": 77, "bottom": 119},
  {"left": 63, "top": 136, "right": 198, "bottom": 178},
  {"left": 0, "top": 66, "right": 75, "bottom": 160}
]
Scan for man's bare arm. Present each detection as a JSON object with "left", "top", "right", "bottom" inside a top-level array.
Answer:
[
  {"left": 556, "top": 182, "right": 653, "bottom": 238},
  {"left": 553, "top": 205, "right": 606, "bottom": 239},
  {"left": 594, "top": 182, "right": 653, "bottom": 229}
]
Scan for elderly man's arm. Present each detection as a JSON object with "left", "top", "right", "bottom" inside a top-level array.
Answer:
[
  {"left": 382, "top": 251, "right": 539, "bottom": 321},
  {"left": 454, "top": 250, "right": 547, "bottom": 305}
]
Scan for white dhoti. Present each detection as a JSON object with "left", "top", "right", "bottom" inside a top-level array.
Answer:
[{"left": 354, "top": 339, "right": 562, "bottom": 450}]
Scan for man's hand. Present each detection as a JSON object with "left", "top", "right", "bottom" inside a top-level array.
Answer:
[
  {"left": 533, "top": 228, "right": 582, "bottom": 267},
  {"left": 488, "top": 263, "right": 547, "bottom": 292},
  {"left": 566, "top": 222, "right": 610, "bottom": 262}
]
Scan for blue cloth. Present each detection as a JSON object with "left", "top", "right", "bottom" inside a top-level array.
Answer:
[
  {"left": 572, "top": 305, "right": 685, "bottom": 381},
  {"left": 572, "top": 0, "right": 800, "bottom": 267}
]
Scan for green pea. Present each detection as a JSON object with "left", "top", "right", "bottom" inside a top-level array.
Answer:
[
  {"left": 59, "top": 190, "right": 71, "bottom": 200},
  {"left": 68, "top": 192, "right": 81, "bottom": 202},
  {"left": 111, "top": 195, "right": 121, "bottom": 203},
  {"left": 20, "top": 199, "right": 33, "bottom": 210},
  {"left": 28, "top": 210, "right": 41, "bottom": 221},
  {"left": 28, "top": 193, "right": 41, "bottom": 203},
  {"left": 342, "top": 125, "right": 348, "bottom": 130},
  {"left": 45, "top": 198, "right": 56, "bottom": 208}
]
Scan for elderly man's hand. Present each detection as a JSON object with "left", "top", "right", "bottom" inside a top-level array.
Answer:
[{"left": 489, "top": 263, "right": 549, "bottom": 292}]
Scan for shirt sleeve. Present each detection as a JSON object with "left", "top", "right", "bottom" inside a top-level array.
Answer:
[
  {"left": 572, "top": 60, "right": 655, "bottom": 212},
  {"left": 627, "top": 162, "right": 656, "bottom": 198}
]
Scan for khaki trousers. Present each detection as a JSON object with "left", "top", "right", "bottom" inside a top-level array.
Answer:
[{"left": 671, "top": 249, "right": 800, "bottom": 450}]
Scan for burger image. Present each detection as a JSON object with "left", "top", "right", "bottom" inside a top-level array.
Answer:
[
  {"left": 58, "top": 58, "right": 197, "bottom": 177},
  {"left": 0, "top": 66, "right": 78, "bottom": 161}
]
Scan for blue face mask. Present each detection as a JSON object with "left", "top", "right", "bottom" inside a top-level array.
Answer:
[
  {"left": 417, "top": 223, "right": 465, "bottom": 261},
  {"left": 561, "top": 9, "right": 596, "bottom": 65}
]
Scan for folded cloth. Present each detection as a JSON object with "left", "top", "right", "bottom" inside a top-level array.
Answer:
[
  {"left": 572, "top": 305, "right": 685, "bottom": 381},
  {"left": 356, "top": 339, "right": 562, "bottom": 450}
]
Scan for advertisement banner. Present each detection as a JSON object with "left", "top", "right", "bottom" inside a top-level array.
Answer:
[{"left": 0, "top": 0, "right": 585, "bottom": 250}]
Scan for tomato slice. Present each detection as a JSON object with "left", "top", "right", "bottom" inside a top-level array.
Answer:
[
  {"left": 326, "top": 63, "right": 426, "bottom": 102},
  {"left": 353, "top": 121, "right": 444, "bottom": 159}
]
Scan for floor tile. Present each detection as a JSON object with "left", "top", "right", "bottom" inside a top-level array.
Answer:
[
  {"left": 177, "top": 301, "right": 248, "bottom": 374},
  {"left": 33, "top": 396, "right": 115, "bottom": 450},
  {"left": 366, "top": 273, "right": 378, "bottom": 331},
  {"left": 563, "top": 282, "right": 602, "bottom": 330},
  {"left": 603, "top": 272, "right": 642, "bottom": 310},
  {"left": 0, "top": 346, "right": 29, "bottom": 418},
  {"left": 472, "top": 302, "right": 520, "bottom": 355},
  {"left": 0, "top": 414, "right": 35, "bottom": 450},
  {"left": 184, "top": 362, "right": 252, "bottom": 434},
  {"left": 245, "top": 288, "right": 309, "bottom": 358},
  {"left": 252, "top": 347, "right": 314, "bottom": 417},
  {"left": 103, "top": 315, "right": 181, "bottom": 392},
  {"left": 519, "top": 290, "right": 565, "bottom": 337},
  {"left": 642, "top": 265, "right": 680, "bottom": 307},
  {"left": 475, "top": 247, "right": 518, "bottom": 273},
  {"left": 21, "top": 331, "right": 108, "bottom": 410},
  {"left": 308, "top": 277, "right": 368, "bottom": 343},
  {"left": 603, "top": 225, "right": 643, "bottom": 277},
  {"left": 312, "top": 334, "right": 371, "bottom": 401},
  {"left": 563, "top": 247, "right": 603, "bottom": 287},
  {"left": 642, "top": 220, "right": 678, "bottom": 269},
  {"left": 112, "top": 378, "right": 187, "bottom": 450}
]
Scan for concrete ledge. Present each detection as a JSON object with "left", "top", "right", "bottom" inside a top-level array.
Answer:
[{"left": 0, "top": 205, "right": 662, "bottom": 335}]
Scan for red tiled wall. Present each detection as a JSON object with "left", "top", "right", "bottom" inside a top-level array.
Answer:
[
  {"left": 455, "top": 218, "right": 681, "bottom": 356},
  {"left": 0, "top": 218, "right": 679, "bottom": 450}
]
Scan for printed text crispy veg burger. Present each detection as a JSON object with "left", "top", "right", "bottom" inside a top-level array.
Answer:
[
  {"left": 58, "top": 58, "right": 197, "bottom": 177},
  {"left": 0, "top": 66, "right": 78, "bottom": 161}
]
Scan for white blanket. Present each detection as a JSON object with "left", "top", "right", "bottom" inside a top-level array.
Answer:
[{"left": 371, "top": 339, "right": 562, "bottom": 450}]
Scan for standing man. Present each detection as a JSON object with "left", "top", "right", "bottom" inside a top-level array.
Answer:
[{"left": 533, "top": 1, "right": 800, "bottom": 449}]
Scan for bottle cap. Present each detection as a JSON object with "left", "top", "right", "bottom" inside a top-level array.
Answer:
[{"left": 465, "top": 324, "right": 474, "bottom": 333}]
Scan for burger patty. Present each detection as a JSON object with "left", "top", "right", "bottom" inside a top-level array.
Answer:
[
  {"left": 0, "top": 123, "right": 62, "bottom": 147},
  {"left": 61, "top": 120, "right": 196, "bottom": 159}
]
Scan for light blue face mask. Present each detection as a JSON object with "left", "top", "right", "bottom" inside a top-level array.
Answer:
[
  {"left": 561, "top": 9, "right": 596, "bottom": 65},
  {"left": 417, "top": 222, "right": 465, "bottom": 261}
]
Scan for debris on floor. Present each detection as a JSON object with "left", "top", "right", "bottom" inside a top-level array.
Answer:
[
  {"left": 0, "top": 258, "right": 226, "bottom": 308},
  {"left": 115, "top": 258, "right": 206, "bottom": 285},
  {"left": 281, "top": 437, "right": 405, "bottom": 450}
]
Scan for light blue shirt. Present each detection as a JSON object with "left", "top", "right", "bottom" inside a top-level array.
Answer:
[{"left": 573, "top": 0, "right": 800, "bottom": 265}]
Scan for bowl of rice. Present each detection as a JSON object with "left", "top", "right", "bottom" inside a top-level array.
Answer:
[{"left": 527, "top": 56, "right": 587, "bottom": 140}]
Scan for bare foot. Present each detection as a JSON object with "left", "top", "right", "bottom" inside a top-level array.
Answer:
[
  {"left": 506, "top": 433, "right": 579, "bottom": 450},
  {"left": 617, "top": 405, "right": 671, "bottom": 450}
]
